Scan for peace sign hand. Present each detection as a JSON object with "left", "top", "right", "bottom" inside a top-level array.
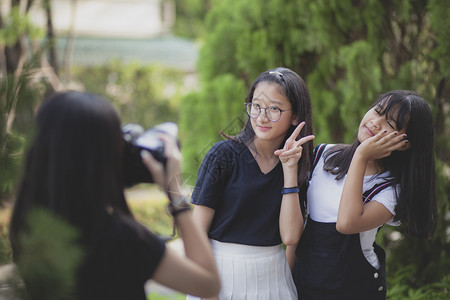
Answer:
[{"left": 274, "top": 122, "right": 315, "bottom": 168}]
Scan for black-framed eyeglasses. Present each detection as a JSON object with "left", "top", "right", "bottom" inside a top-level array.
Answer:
[{"left": 245, "top": 103, "right": 292, "bottom": 122}]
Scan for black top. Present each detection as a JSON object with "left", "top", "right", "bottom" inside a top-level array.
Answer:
[
  {"left": 78, "top": 211, "right": 166, "bottom": 300},
  {"left": 191, "top": 140, "right": 284, "bottom": 246}
]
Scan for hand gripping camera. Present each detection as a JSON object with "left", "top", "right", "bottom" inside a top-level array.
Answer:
[{"left": 122, "top": 122, "right": 179, "bottom": 187}]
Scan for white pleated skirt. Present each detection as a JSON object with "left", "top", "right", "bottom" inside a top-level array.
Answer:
[{"left": 187, "top": 239, "right": 297, "bottom": 300}]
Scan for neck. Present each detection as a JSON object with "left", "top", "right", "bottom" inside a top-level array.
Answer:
[
  {"left": 365, "top": 160, "right": 383, "bottom": 175},
  {"left": 252, "top": 138, "right": 280, "bottom": 160},
  {"left": 249, "top": 138, "right": 281, "bottom": 174}
]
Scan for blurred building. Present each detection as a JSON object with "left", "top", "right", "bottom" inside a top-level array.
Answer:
[
  {"left": 20, "top": 0, "right": 197, "bottom": 70},
  {"left": 29, "top": 0, "right": 175, "bottom": 38}
]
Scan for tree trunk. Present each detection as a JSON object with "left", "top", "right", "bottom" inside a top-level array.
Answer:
[
  {"left": 63, "top": 0, "right": 78, "bottom": 83},
  {"left": 45, "top": 0, "right": 59, "bottom": 75}
]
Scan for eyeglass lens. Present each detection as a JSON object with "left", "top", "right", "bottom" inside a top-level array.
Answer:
[{"left": 246, "top": 104, "right": 281, "bottom": 121}]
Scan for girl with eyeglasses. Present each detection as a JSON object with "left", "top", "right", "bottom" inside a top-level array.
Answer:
[
  {"left": 288, "top": 90, "right": 437, "bottom": 299},
  {"left": 188, "top": 67, "right": 314, "bottom": 299}
]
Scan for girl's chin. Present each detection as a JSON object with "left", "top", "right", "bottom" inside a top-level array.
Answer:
[{"left": 357, "top": 133, "right": 370, "bottom": 143}]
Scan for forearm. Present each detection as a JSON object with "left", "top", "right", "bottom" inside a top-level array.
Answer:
[
  {"left": 167, "top": 186, "right": 216, "bottom": 272},
  {"left": 279, "top": 168, "right": 303, "bottom": 245},
  {"left": 153, "top": 211, "right": 220, "bottom": 297},
  {"left": 336, "top": 152, "right": 367, "bottom": 232},
  {"left": 175, "top": 211, "right": 218, "bottom": 275},
  {"left": 153, "top": 202, "right": 219, "bottom": 297}
]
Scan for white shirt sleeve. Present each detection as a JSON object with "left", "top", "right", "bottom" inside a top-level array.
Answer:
[{"left": 372, "top": 186, "right": 400, "bottom": 226}]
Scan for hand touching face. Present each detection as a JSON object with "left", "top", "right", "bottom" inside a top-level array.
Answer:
[
  {"left": 357, "top": 130, "right": 409, "bottom": 161},
  {"left": 358, "top": 104, "right": 407, "bottom": 143},
  {"left": 357, "top": 104, "right": 410, "bottom": 161}
]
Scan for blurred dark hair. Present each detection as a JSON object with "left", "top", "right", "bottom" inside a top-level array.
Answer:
[
  {"left": 323, "top": 90, "right": 436, "bottom": 237},
  {"left": 10, "top": 91, "right": 131, "bottom": 255}
]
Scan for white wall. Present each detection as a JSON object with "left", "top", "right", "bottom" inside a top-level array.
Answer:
[{"left": 26, "top": 0, "right": 174, "bottom": 38}]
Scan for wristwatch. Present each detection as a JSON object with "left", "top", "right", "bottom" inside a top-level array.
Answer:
[{"left": 168, "top": 195, "right": 191, "bottom": 217}]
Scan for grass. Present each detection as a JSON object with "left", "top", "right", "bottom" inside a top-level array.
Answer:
[
  {"left": 125, "top": 184, "right": 176, "bottom": 238},
  {"left": 147, "top": 292, "right": 186, "bottom": 300},
  {"left": 0, "top": 203, "right": 12, "bottom": 264}
]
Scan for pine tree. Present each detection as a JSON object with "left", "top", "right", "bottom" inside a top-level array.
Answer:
[{"left": 180, "top": 0, "right": 450, "bottom": 296}]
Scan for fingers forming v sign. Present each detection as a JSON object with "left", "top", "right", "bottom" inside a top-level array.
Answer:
[{"left": 274, "top": 122, "right": 315, "bottom": 166}]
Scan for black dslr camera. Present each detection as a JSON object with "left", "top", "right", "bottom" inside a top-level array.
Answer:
[{"left": 122, "top": 122, "right": 179, "bottom": 187}]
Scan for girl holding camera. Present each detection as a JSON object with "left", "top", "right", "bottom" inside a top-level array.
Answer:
[{"left": 9, "top": 91, "right": 220, "bottom": 300}]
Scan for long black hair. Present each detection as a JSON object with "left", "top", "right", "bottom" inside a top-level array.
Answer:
[
  {"left": 10, "top": 91, "right": 131, "bottom": 255},
  {"left": 323, "top": 90, "right": 437, "bottom": 238},
  {"left": 229, "top": 67, "right": 314, "bottom": 189}
]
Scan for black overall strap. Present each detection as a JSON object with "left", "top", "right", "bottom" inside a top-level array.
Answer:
[
  {"left": 362, "top": 181, "right": 393, "bottom": 204},
  {"left": 296, "top": 147, "right": 393, "bottom": 299},
  {"left": 301, "top": 144, "right": 327, "bottom": 214},
  {"left": 363, "top": 180, "right": 394, "bottom": 238},
  {"left": 311, "top": 143, "right": 327, "bottom": 175}
]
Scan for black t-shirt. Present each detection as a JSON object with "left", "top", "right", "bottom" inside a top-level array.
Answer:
[
  {"left": 192, "top": 140, "right": 284, "bottom": 246},
  {"left": 78, "top": 211, "right": 166, "bottom": 300}
]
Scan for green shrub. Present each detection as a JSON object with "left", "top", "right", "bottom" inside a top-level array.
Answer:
[
  {"left": 15, "top": 208, "right": 84, "bottom": 300},
  {"left": 387, "top": 274, "right": 450, "bottom": 300}
]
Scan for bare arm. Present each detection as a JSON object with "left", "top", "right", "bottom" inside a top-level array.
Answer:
[
  {"left": 337, "top": 131, "right": 408, "bottom": 234},
  {"left": 278, "top": 164, "right": 304, "bottom": 246},
  {"left": 152, "top": 211, "right": 220, "bottom": 297},
  {"left": 192, "top": 204, "right": 215, "bottom": 235},
  {"left": 141, "top": 136, "right": 220, "bottom": 297},
  {"left": 189, "top": 202, "right": 219, "bottom": 299},
  {"left": 275, "top": 122, "right": 314, "bottom": 246}
]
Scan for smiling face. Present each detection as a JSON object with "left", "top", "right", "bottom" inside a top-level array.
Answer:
[
  {"left": 250, "top": 81, "right": 298, "bottom": 144},
  {"left": 358, "top": 100, "right": 409, "bottom": 143}
]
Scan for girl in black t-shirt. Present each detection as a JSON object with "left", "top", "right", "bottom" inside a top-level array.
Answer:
[
  {"left": 189, "top": 67, "right": 314, "bottom": 299},
  {"left": 9, "top": 91, "right": 220, "bottom": 299}
]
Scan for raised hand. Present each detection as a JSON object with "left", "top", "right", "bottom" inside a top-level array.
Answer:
[
  {"left": 357, "top": 130, "right": 409, "bottom": 161},
  {"left": 274, "top": 122, "right": 315, "bottom": 168},
  {"left": 140, "top": 134, "right": 182, "bottom": 194}
]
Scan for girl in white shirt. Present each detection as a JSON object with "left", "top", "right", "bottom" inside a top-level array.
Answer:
[{"left": 289, "top": 90, "right": 437, "bottom": 300}]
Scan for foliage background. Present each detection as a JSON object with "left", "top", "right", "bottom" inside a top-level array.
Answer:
[
  {"left": 0, "top": 0, "right": 449, "bottom": 299},
  {"left": 176, "top": 0, "right": 450, "bottom": 299}
]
